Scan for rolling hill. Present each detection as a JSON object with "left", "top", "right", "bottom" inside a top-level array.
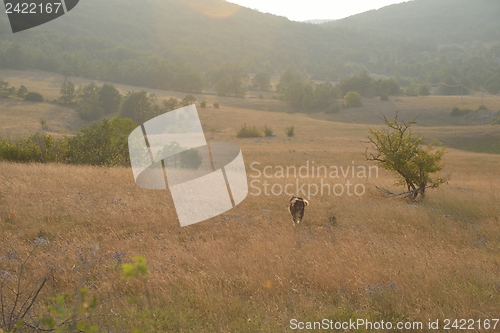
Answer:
[{"left": 0, "top": 0, "right": 499, "bottom": 82}]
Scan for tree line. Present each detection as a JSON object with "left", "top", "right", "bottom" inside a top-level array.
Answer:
[{"left": 60, "top": 81, "right": 200, "bottom": 124}]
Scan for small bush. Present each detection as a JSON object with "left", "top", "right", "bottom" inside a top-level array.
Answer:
[
  {"left": 181, "top": 94, "right": 196, "bottom": 106},
  {"left": 259, "top": 94, "right": 264, "bottom": 99},
  {"left": 200, "top": 100, "right": 207, "bottom": 108},
  {"left": 477, "top": 104, "right": 487, "bottom": 111},
  {"left": 344, "top": 91, "right": 362, "bottom": 108},
  {"left": 450, "top": 107, "right": 461, "bottom": 116},
  {"left": 213, "top": 101, "right": 220, "bottom": 108},
  {"left": 325, "top": 103, "right": 340, "bottom": 114},
  {"left": 380, "top": 93, "right": 390, "bottom": 101},
  {"left": 430, "top": 139, "right": 444, "bottom": 147},
  {"left": 237, "top": 123, "right": 261, "bottom": 138},
  {"left": 285, "top": 126, "right": 295, "bottom": 137},
  {"left": 262, "top": 125, "right": 274, "bottom": 137},
  {"left": 450, "top": 107, "right": 471, "bottom": 116},
  {"left": 24, "top": 92, "right": 44, "bottom": 102},
  {"left": 17, "top": 85, "right": 28, "bottom": 98},
  {"left": 40, "top": 118, "right": 48, "bottom": 130},
  {"left": 179, "top": 148, "right": 203, "bottom": 169}
]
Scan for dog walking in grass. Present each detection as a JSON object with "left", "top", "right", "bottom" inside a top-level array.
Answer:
[{"left": 288, "top": 196, "right": 309, "bottom": 225}]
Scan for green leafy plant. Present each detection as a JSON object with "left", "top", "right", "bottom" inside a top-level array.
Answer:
[
  {"left": 121, "top": 256, "right": 149, "bottom": 280},
  {"left": 450, "top": 106, "right": 471, "bottom": 116},
  {"left": 262, "top": 125, "right": 274, "bottom": 137},
  {"left": 237, "top": 123, "right": 262, "bottom": 138},
  {"left": 344, "top": 91, "right": 362, "bottom": 108},
  {"left": 17, "top": 85, "right": 28, "bottom": 98},
  {"left": 366, "top": 114, "right": 447, "bottom": 199},
  {"left": 41, "top": 287, "right": 99, "bottom": 333},
  {"left": 24, "top": 92, "right": 44, "bottom": 102},
  {"left": 40, "top": 118, "right": 48, "bottom": 130}
]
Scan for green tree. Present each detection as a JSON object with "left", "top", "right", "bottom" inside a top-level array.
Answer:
[
  {"left": 181, "top": 94, "right": 196, "bottom": 106},
  {"left": 379, "top": 78, "right": 400, "bottom": 96},
  {"left": 75, "top": 83, "right": 104, "bottom": 120},
  {"left": 173, "top": 63, "right": 204, "bottom": 92},
  {"left": 66, "top": 116, "right": 136, "bottom": 166},
  {"left": 17, "top": 85, "right": 28, "bottom": 98},
  {"left": 98, "top": 83, "right": 122, "bottom": 114},
  {"left": 59, "top": 80, "right": 76, "bottom": 104},
  {"left": 215, "top": 75, "right": 247, "bottom": 97},
  {"left": 120, "top": 90, "right": 159, "bottom": 123},
  {"left": 276, "top": 67, "right": 304, "bottom": 93},
  {"left": 58, "top": 64, "right": 74, "bottom": 81},
  {"left": 366, "top": 115, "right": 446, "bottom": 199},
  {"left": 251, "top": 72, "right": 272, "bottom": 91},
  {"left": 313, "top": 82, "right": 336, "bottom": 110},
  {"left": 211, "top": 63, "right": 248, "bottom": 97},
  {"left": 339, "top": 71, "right": 375, "bottom": 97},
  {"left": 0, "top": 79, "right": 15, "bottom": 98},
  {"left": 419, "top": 84, "right": 430, "bottom": 96},
  {"left": 162, "top": 97, "right": 179, "bottom": 112},
  {"left": 283, "top": 80, "right": 315, "bottom": 111},
  {"left": 344, "top": 91, "right": 362, "bottom": 107},
  {"left": 24, "top": 92, "right": 44, "bottom": 102}
]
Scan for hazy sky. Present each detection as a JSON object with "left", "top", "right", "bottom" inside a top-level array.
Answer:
[{"left": 227, "top": 0, "right": 410, "bottom": 21}]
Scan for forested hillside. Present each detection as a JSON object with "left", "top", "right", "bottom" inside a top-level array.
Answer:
[{"left": 0, "top": 0, "right": 499, "bottom": 93}]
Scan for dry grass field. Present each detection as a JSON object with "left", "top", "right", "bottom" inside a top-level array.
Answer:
[
  {"left": 0, "top": 70, "right": 500, "bottom": 332},
  {"left": 1, "top": 97, "right": 499, "bottom": 331}
]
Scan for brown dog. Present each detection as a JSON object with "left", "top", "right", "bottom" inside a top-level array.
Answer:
[{"left": 288, "top": 196, "right": 309, "bottom": 225}]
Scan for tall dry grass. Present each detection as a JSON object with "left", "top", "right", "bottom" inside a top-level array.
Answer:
[
  {"left": 1, "top": 106, "right": 499, "bottom": 331},
  {"left": 0, "top": 88, "right": 499, "bottom": 330}
]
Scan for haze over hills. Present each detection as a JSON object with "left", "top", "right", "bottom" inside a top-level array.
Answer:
[
  {"left": 0, "top": 0, "right": 499, "bottom": 90},
  {"left": 328, "top": 0, "right": 500, "bottom": 44}
]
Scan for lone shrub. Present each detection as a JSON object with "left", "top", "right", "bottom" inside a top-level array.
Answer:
[
  {"left": 213, "top": 101, "right": 220, "bottom": 108},
  {"left": 262, "top": 125, "right": 274, "bottom": 137},
  {"left": 179, "top": 148, "right": 203, "bottom": 169},
  {"left": 366, "top": 114, "right": 446, "bottom": 199},
  {"left": 200, "top": 100, "right": 207, "bottom": 108},
  {"left": 344, "top": 91, "right": 362, "bottom": 108},
  {"left": 286, "top": 126, "right": 295, "bottom": 137},
  {"left": 40, "top": 118, "right": 48, "bottom": 130},
  {"left": 450, "top": 107, "right": 471, "bottom": 116},
  {"left": 237, "top": 123, "right": 261, "bottom": 138},
  {"left": 24, "top": 92, "right": 44, "bottom": 102}
]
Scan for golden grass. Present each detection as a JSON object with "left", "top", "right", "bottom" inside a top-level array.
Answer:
[
  {"left": 1, "top": 102, "right": 499, "bottom": 331},
  {"left": 315, "top": 95, "right": 500, "bottom": 127},
  {"left": 0, "top": 99, "right": 83, "bottom": 138}
]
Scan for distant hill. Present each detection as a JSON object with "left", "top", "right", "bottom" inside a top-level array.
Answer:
[
  {"left": 328, "top": 0, "right": 500, "bottom": 45},
  {"left": 0, "top": 0, "right": 499, "bottom": 88}
]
